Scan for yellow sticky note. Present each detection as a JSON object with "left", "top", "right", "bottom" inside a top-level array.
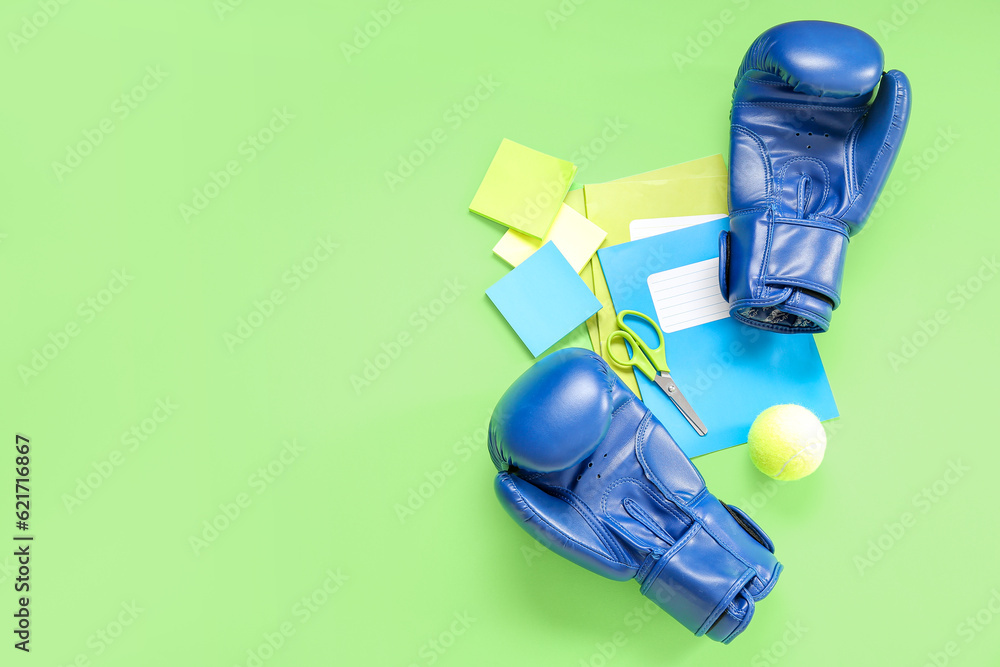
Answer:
[{"left": 492, "top": 203, "right": 607, "bottom": 274}]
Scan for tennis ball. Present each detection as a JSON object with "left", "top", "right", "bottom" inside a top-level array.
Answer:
[{"left": 748, "top": 404, "right": 826, "bottom": 481}]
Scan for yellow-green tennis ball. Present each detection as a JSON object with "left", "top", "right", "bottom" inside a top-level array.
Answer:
[{"left": 748, "top": 404, "right": 826, "bottom": 481}]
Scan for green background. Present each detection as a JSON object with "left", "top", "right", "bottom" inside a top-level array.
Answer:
[{"left": 2, "top": 0, "right": 998, "bottom": 665}]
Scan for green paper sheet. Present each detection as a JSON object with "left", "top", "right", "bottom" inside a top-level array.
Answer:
[
  {"left": 584, "top": 176, "right": 728, "bottom": 244},
  {"left": 470, "top": 139, "right": 577, "bottom": 239}
]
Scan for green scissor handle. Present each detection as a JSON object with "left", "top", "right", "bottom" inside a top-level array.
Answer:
[{"left": 605, "top": 310, "right": 669, "bottom": 381}]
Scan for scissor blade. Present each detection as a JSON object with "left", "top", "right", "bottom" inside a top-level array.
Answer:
[{"left": 654, "top": 373, "right": 708, "bottom": 436}]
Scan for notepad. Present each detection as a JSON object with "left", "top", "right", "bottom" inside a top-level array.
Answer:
[
  {"left": 647, "top": 258, "right": 730, "bottom": 333},
  {"left": 630, "top": 214, "right": 727, "bottom": 241}
]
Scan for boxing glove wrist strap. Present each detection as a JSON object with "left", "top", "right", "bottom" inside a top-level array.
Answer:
[
  {"left": 637, "top": 522, "right": 759, "bottom": 637},
  {"left": 721, "top": 212, "right": 850, "bottom": 332}
]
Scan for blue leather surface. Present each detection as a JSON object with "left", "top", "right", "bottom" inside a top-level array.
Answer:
[
  {"left": 721, "top": 20, "right": 912, "bottom": 333},
  {"left": 490, "top": 349, "right": 782, "bottom": 643}
]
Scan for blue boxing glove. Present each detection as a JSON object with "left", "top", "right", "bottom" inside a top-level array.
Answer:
[
  {"left": 720, "top": 21, "right": 911, "bottom": 333},
  {"left": 489, "top": 349, "right": 781, "bottom": 643}
]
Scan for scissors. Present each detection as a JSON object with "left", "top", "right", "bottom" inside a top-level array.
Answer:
[{"left": 606, "top": 310, "right": 708, "bottom": 436}]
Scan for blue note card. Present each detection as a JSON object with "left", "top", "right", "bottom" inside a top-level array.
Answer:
[
  {"left": 597, "top": 218, "right": 838, "bottom": 458},
  {"left": 487, "top": 242, "right": 602, "bottom": 357}
]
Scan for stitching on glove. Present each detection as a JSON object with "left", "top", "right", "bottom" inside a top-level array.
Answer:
[
  {"left": 751, "top": 562, "right": 783, "bottom": 601},
  {"left": 622, "top": 498, "right": 676, "bottom": 546},
  {"left": 764, "top": 276, "right": 840, "bottom": 306},
  {"left": 634, "top": 412, "right": 709, "bottom": 508},
  {"left": 688, "top": 496, "right": 764, "bottom": 575},
  {"left": 855, "top": 73, "right": 908, "bottom": 195},
  {"left": 734, "top": 101, "right": 868, "bottom": 112},
  {"left": 739, "top": 75, "right": 789, "bottom": 88},
  {"left": 501, "top": 476, "right": 632, "bottom": 569},
  {"left": 602, "top": 477, "right": 690, "bottom": 526},
  {"left": 796, "top": 175, "right": 811, "bottom": 216},
  {"left": 697, "top": 570, "right": 755, "bottom": 636},
  {"left": 547, "top": 485, "right": 632, "bottom": 566},
  {"left": 612, "top": 396, "right": 636, "bottom": 417},
  {"left": 730, "top": 125, "right": 773, "bottom": 300},
  {"left": 722, "top": 591, "right": 756, "bottom": 643},
  {"left": 758, "top": 210, "right": 773, "bottom": 301},
  {"left": 772, "top": 216, "right": 849, "bottom": 236},
  {"left": 845, "top": 115, "right": 864, "bottom": 197},
  {"left": 730, "top": 125, "right": 773, "bottom": 198},
  {"left": 638, "top": 523, "right": 699, "bottom": 595},
  {"left": 776, "top": 157, "right": 831, "bottom": 211}
]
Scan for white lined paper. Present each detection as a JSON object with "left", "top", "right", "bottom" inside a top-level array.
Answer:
[
  {"left": 629, "top": 214, "right": 727, "bottom": 241},
  {"left": 647, "top": 258, "right": 729, "bottom": 333}
]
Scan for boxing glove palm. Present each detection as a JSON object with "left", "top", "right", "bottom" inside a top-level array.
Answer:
[
  {"left": 489, "top": 349, "right": 781, "bottom": 643},
  {"left": 720, "top": 21, "right": 912, "bottom": 333}
]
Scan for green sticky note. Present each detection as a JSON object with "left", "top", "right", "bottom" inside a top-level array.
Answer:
[{"left": 470, "top": 139, "right": 577, "bottom": 239}]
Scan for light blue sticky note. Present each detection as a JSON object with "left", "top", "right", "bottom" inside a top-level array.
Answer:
[
  {"left": 487, "top": 242, "right": 602, "bottom": 357},
  {"left": 597, "top": 218, "right": 838, "bottom": 458}
]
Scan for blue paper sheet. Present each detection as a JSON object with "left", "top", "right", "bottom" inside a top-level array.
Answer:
[
  {"left": 487, "top": 242, "right": 602, "bottom": 357},
  {"left": 597, "top": 218, "right": 838, "bottom": 458}
]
